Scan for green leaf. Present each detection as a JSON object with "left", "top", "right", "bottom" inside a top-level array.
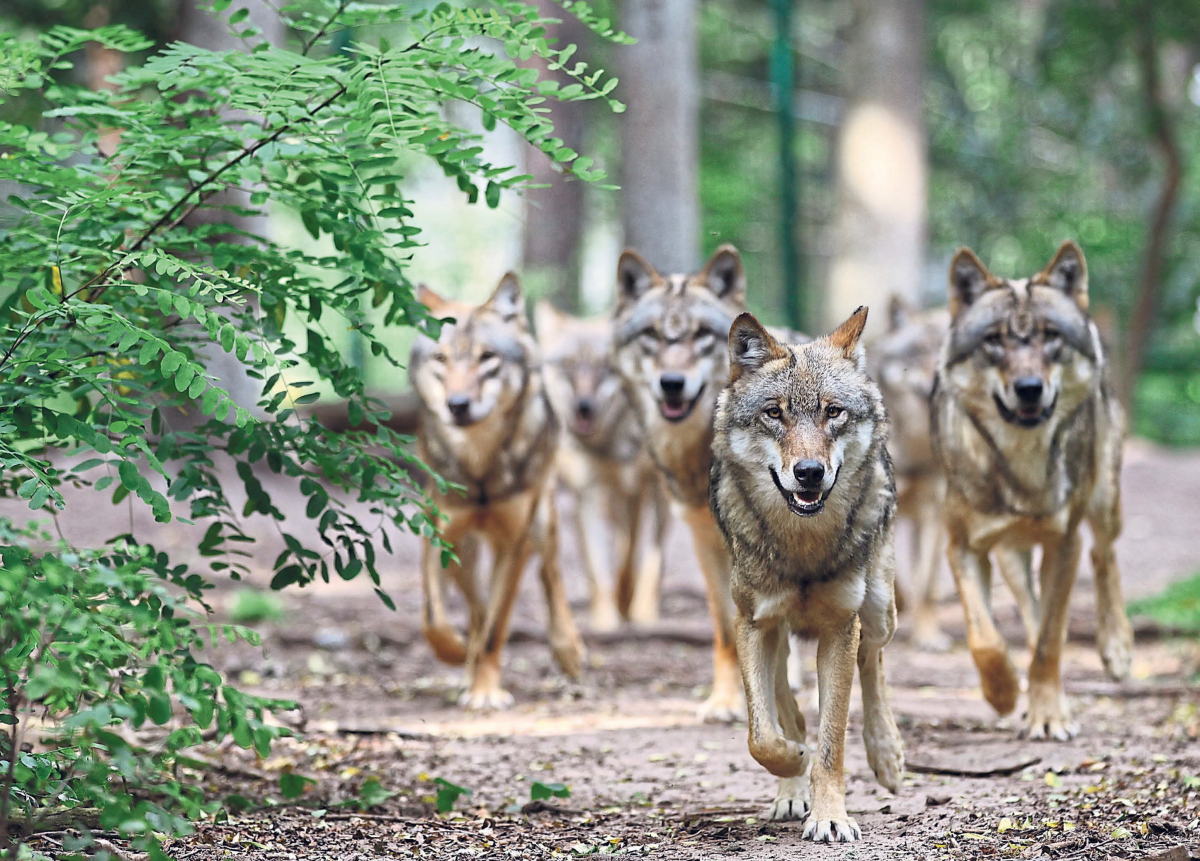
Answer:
[
  {"left": 279, "top": 772, "right": 315, "bottom": 799},
  {"left": 531, "top": 781, "right": 570, "bottom": 801},
  {"left": 147, "top": 692, "right": 172, "bottom": 725},
  {"left": 228, "top": 8, "right": 249, "bottom": 25},
  {"left": 433, "top": 777, "right": 472, "bottom": 813}
]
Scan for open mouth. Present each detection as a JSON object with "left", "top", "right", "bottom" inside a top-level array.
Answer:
[
  {"left": 769, "top": 467, "right": 832, "bottom": 518},
  {"left": 573, "top": 414, "right": 596, "bottom": 436},
  {"left": 659, "top": 384, "right": 705, "bottom": 423},
  {"left": 994, "top": 393, "right": 1057, "bottom": 428}
]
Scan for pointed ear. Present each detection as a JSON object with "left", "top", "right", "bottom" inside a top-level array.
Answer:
[
  {"left": 533, "top": 300, "right": 564, "bottom": 342},
  {"left": 728, "top": 313, "right": 787, "bottom": 383},
  {"left": 948, "top": 248, "right": 996, "bottom": 317},
  {"left": 616, "top": 250, "right": 657, "bottom": 309},
  {"left": 484, "top": 271, "right": 525, "bottom": 322},
  {"left": 701, "top": 244, "right": 746, "bottom": 300},
  {"left": 828, "top": 306, "right": 869, "bottom": 362},
  {"left": 417, "top": 283, "right": 448, "bottom": 315},
  {"left": 887, "top": 294, "right": 913, "bottom": 332},
  {"left": 1040, "top": 240, "right": 1088, "bottom": 310}
]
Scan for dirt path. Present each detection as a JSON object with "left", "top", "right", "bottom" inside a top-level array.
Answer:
[{"left": 11, "top": 441, "right": 1200, "bottom": 859}]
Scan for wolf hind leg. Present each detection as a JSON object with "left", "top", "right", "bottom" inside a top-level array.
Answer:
[
  {"left": 858, "top": 547, "right": 904, "bottom": 793},
  {"left": 768, "top": 631, "right": 811, "bottom": 821},
  {"left": 534, "top": 488, "right": 586, "bottom": 679},
  {"left": 948, "top": 536, "right": 1019, "bottom": 715},
  {"left": 910, "top": 478, "right": 951, "bottom": 652},
  {"left": 994, "top": 544, "right": 1039, "bottom": 652},
  {"left": 1089, "top": 460, "right": 1132, "bottom": 681}
]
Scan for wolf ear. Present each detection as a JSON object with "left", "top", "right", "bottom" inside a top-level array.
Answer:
[
  {"left": 417, "top": 283, "right": 448, "bottom": 315},
  {"left": 617, "top": 250, "right": 657, "bottom": 309},
  {"left": 1040, "top": 240, "right": 1088, "bottom": 310},
  {"left": 948, "top": 248, "right": 996, "bottom": 317},
  {"left": 702, "top": 244, "right": 746, "bottom": 300},
  {"left": 828, "top": 306, "right": 869, "bottom": 366},
  {"left": 533, "top": 300, "right": 564, "bottom": 342},
  {"left": 728, "top": 313, "right": 787, "bottom": 383},
  {"left": 484, "top": 272, "right": 525, "bottom": 323},
  {"left": 888, "top": 294, "right": 914, "bottom": 332}
]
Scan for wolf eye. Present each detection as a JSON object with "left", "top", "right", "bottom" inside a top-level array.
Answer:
[
  {"left": 825, "top": 405, "right": 843, "bottom": 419},
  {"left": 763, "top": 405, "right": 783, "bottom": 421},
  {"left": 479, "top": 350, "right": 497, "bottom": 362},
  {"left": 984, "top": 332, "right": 1004, "bottom": 346},
  {"left": 1043, "top": 327, "right": 1061, "bottom": 340},
  {"left": 433, "top": 351, "right": 447, "bottom": 363}
]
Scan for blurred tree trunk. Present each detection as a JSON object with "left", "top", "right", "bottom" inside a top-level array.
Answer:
[
  {"left": 825, "top": 0, "right": 927, "bottom": 331},
  {"left": 1122, "top": 22, "right": 1184, "bottom": 407},
  {"left": 617, "top": 0, "right": 699, "bottom": 273},
  {"left": 521, "top": 0, "right": 588, "bottom": 311}
]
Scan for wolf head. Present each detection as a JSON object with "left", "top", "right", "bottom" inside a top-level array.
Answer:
[
  {"left": 535, "top": 302, "right": 626, "bottom": 441},
  {"left": 612, "top": 245, "right": 746, "bottom": 427},
  {"left": 868, "top": 298, "right": 949, "bottom": 473},
  {"left": 409, "top": 273, "right": 535, "bottom": 429},
  {"left": 943, "top": 241, "right": 1100, "bottom": 429},
  {"left": 715, "top": 307, "right": 884, "bottom": 518}
]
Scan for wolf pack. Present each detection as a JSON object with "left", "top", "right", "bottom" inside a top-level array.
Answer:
[{"left": 408, "top": 240, "right": 1133, "bottom": 843}]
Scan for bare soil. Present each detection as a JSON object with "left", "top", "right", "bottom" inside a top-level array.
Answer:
[{"left": 13, "top": 440, "right": 1200, "bottom": 860}]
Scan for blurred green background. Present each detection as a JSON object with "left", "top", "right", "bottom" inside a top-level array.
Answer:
[{"left": 2, "top": 0, "right": 1198, "bottom": 442}]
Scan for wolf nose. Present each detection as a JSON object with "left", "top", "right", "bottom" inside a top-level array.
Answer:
[
  {"left": 660, "top": 373, "right": 686, "bottom": 397},
  {"left": 576, "top": 397, "right": 594, "bottom": 419},
  {"left": 1014, "top": 377, "right": 1044, "bottom": 405},
  {"left": 446, "top": 395, "right": 471, "bottom": 419},
  {"left": 793, "top": 459, "right": 825, "bottom": 487}
]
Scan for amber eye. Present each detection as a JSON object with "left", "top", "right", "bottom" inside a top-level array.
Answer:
[
  {"left": 764, "top": 405, "right": 783, "bottom": 421},
  {"left": 826, "top": 405, "right": 843, "bottom": 419},
  {"left": 433, "top": 352, "right": 447, "bottom": 363}
]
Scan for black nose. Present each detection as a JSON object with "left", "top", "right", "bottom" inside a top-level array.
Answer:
[
  {"left": 446, "top": 395, "right": 471, "bottom": 418},
  {"left": 793, "top": 459, "right": 825, "bottom": 487},
  {"left": 660, "top": 373, "right": 686, "bottom": 397},
  {"left": 1014, "top": 377, "right": 1044, "bottom": 405},
  {"left": 576, "top": 397, "right": 594, "bottom": 419}
]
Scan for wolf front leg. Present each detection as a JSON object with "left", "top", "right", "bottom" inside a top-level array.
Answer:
[
  {"left": 804, "top": 614, "right": 861, "bottom": 843},
  {"left": 624, "top": 477, "right": 669, "bottom": 625},
  {"left": 946, "top": 528, "right": 1019, "bottom": 716},
  {"left": 533, "top": 487, "right": 586, "bottom": 679},
  {"left": 1089, "top": 462, "right": 1133, "bottom": 682},
  {"left": 1024, "top": 529, "right": 1082, "bottom": 741},
  {"left": 993, "top": 544, "right": 1039, "bottom": 652},
  {"left": 461, "top": 500, "right": 537, "bottom": 710},
  {"left": 768, "top": 632, "right": 811, "bottom": 821},
  {"left": 735, "top": 613, "right": 807, "bottom": 778},
  {"left": 574, "top": 481, "right": 622, "bottom": 631},
  {"left": 910, "top": 477, "right": 951, "bottom": 652},
  {"left": 421, "top": 517, "right": 472, "bottom": 665},
  {"left": 682, "top": 505, "right": 745, "bottom": 722}
]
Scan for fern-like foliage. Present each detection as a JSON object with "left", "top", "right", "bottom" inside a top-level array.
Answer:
[{"left": 0, "top": 0, "right": 623, "bottom": 590}]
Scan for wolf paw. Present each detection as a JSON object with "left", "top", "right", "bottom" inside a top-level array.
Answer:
[
  {"left": 766, "top": 776, "right": 811, "bottom": 821},
  {"left": 971, "top": 645, "right": 1019, "bottom": 715},
  {"left": 696, "top": 689, "right": 747, "bottom": 724},
  {"left": 1097, "top": 617, "right": 1133, "bottom": 682},
  {"left": 1020, "top": 695, "right": 1078, "bottom": 741},
  {"left": 864, "top": 723, "right": 905, "bottom": 794},
  {"left": 913, "top": 626, "right": 952, "bottom": 653},
  {"left": 550, "top": 632, "right": 587, "bottom": 680},
  {"left": 423, "top": 624, "right": 468, "bottom": 665},
  {"left": 802, "top": 816, "right": 861, "bottom": 843},
  {"left": 459, "top": 686, "right": 515, "bottom": 711},
  {"left": 588, "top": 597, "right": 622, "bottom": 633}
]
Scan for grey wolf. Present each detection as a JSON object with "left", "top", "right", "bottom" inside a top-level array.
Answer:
[
  {"left": 535, "top": 302, "right": 670, "bottom": 630},
  {"left": 409, "top": 274, "right": 585, "bottom": 708},
  {"left": 710, "top": 307, "right": 904, "bottom": 842},
  {"left": 931, "top": 241, "right": 1133, "bottom": 740},
  {"left": 610, "top": 245, "right": 752, "bottom": 721},
  {"left": 867, "top": 299, "right": 953, "bottom": 650}
]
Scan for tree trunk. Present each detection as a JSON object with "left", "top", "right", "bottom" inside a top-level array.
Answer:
[
  {"left": 824, "top": 0, "right": 927, "bottom": 332},
  {"left": 1122, "top": 20, "right": 1183, "bottom": 407},
  {"left": 521, "top": 0, "right": 589, "bottom": 311},
  {"left": 617, "top": 0, "right": 700, "bottom": 273}
]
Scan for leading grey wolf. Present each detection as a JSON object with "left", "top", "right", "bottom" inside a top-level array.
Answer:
[
  {"left": 409, "top": 274, "right": 585, "bottom": 709},
  {"left": 710, "top": 307, "right": 904, "bottom": 843},
  {"left": 931, "top": 241, "right": 1134, "bottom": 740},
  {"left": 611, "top": 245, "right": 753, "bottom": 721},
  {"left": 535, "top": 302, "right": 670, "bottom": 630}
]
